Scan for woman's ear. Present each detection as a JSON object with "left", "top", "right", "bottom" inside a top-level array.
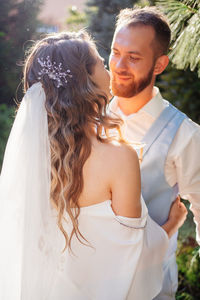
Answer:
[{"left": 154, "top": 55, "right": 169, "bottom": 75}]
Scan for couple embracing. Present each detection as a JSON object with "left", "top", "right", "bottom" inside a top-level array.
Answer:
[{"left": 0, "top": 6, "right": 199, "bottom": 300}]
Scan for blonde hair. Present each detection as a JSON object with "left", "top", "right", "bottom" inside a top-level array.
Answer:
[{"left": 24, "top": 30, "right": 123, "bottom": 251}]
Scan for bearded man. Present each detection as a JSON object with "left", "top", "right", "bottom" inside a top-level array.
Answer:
[{"left": 109, "top": 7, "right": 200, "bottom": 300}]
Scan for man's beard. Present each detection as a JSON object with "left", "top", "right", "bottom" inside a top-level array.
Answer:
[{"left": 110, "top": 65, "right": 154, "bottom": 98}]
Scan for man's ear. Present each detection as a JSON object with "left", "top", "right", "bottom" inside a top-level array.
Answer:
[{"left": 154, "top": 55, "right": 169, "bottom": 75}]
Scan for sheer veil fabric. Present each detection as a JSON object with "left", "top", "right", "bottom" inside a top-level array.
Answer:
[{"left": 0, "top": 83, "right": 62, "bottom": 299}]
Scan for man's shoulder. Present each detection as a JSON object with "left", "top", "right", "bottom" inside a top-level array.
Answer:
[
  {"left": 160, "top": 97, "right": 197, "bottom": 126},
  {"left": 167, "top": 103, "right": 200, "bottom": 148},
  {"left": 180, "top": 116, "right": 200, "bottom": 137},
  {"left": 164, "top": 101, "right": 200, "bottom": 133}
]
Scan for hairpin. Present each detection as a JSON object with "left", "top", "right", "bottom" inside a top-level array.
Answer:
[{"left": 37, "top": 56, "right": 72, "bottom": 88}]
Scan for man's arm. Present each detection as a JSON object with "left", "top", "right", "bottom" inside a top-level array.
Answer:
[{"left": 165, "top": 118, "right": 200, "bottom": 244}]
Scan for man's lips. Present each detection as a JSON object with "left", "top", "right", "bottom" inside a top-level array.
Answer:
[{"left": 113, "top": 72, "right": 132, "bottom": 81}]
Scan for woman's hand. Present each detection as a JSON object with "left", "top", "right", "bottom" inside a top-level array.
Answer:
[{"left": 162, "top": 196, "right": 188, "bottom": 238}]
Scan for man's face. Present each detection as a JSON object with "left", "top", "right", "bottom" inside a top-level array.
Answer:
[{"left": 109, "top": 25, "right": 156, "bottom": 98}]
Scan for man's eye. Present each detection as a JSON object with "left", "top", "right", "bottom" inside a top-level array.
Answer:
[
  {"left": 130, "top": 57, "right": 140, "bottom": 61},
  {"left": 112, "top": 50, "right": 119, "bottom": 56}
]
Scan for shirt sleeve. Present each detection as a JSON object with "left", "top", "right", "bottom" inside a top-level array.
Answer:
[{"left": 165, "top": 118, "right": 200, "bottom": 244}]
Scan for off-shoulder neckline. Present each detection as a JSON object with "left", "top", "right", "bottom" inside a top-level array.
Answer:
[{"left": 79, "top": 200, "right": 111, "bottom": 210}]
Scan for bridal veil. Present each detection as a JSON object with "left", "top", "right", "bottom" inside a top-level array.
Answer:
[{"left": 0, "top": 82, "right": 62, "bottom": 299}]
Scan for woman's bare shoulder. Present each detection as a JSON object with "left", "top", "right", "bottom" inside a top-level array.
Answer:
[
  {"left": 90, "top": 139, "right": 139, "bottom": 181},
  {"left": 105, "top": 141, "right": 139, "bottom": 168}
]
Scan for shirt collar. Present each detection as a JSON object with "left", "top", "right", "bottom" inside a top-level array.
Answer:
[{"left": 109, "top": 87, "right": 166, "bottom": 120}]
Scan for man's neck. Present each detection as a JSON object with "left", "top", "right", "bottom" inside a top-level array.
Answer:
[{"left": 117, "top": 85, "right": 155, "bottom": 116}]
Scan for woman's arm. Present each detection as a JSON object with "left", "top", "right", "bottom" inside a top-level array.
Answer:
[
  {"left": 162, "top": 196, "right": 188, "bottom": 238},
  {"left": 109, "top": 143, "right": 141, "bottom": 218}
]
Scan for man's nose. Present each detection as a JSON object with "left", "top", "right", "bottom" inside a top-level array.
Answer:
[{"left": 115, "top": 57, "right": 127, "bottom": 70}]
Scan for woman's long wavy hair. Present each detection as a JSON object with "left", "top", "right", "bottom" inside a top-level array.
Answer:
[{"left": 23, "top": 30, "right": 123, "bottom": 251}]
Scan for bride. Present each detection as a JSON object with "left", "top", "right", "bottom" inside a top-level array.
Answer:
[{"left": 0, "top": 30, "right": 187, "bottom": 300}]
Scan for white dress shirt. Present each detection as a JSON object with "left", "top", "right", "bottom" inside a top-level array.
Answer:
[{"left": 109, "top": 87, "right": 200, "bottom": 244}]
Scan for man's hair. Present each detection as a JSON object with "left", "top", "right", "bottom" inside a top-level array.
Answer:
[{"left": 116, "top": 7, "right": 171, "bottom": 56}]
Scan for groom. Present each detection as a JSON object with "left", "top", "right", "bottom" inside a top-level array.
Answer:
[{"left": 108, "top": 7, "right": 200, "bottom": 300}]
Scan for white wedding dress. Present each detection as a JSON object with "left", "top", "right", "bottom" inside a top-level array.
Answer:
[
  {"left": 0, "top": 83, "right": 169, "bottom": 300},
  {"left": 49, "top": 199, "right": 169, "bottom": 300}
]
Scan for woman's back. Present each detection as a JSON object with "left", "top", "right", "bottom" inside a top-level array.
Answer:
[
  {"left": 77, "top": 138, "right": 113, "bottom": 207},
  {"left": 78, "top": 138, "right": 141, "bottom": 219}
]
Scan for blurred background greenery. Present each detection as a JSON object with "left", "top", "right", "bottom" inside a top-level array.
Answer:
[{"left": 0, "top": 0, "right": 199, "bottom": 298}]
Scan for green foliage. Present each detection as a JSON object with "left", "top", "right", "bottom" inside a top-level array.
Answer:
[
  {"left": 155, "top": 0, "right": 200, "bottom": 125},
  {"left": 176, "top": 200, "right": 199, "bottom": 299},
  {"left": 176, "top": 239, "right": 200, "bottom": 299},
  {"left": 0, "top": 0, "right": 43, "bottom": 169},
  {"left": 156, "top": 0, "right": 200, "bottom": 76},
  {"left": 0, "top": 104, "right": 15, "bottom": 170},
  {"left": 157, "top": 63, "right": 200, "bottom": 123},
  {"left": 66, "top": 6, "right": 88, "bottom": 31},
  {"left": 0, "top": 0, "right": 43, "bottom": 105}
]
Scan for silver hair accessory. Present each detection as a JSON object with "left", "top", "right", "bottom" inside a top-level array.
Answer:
[{"left": 37, "top": 56, "right": 72, "bottom": 88}]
